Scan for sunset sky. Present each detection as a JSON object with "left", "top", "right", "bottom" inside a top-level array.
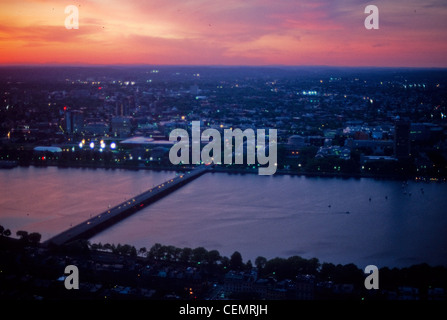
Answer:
[{"left": 1, "top": 0, "right": 446, "bottom": 67}]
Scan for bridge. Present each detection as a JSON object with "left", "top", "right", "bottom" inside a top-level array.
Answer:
[{"left": 45, "top": 166, "right": 210, "bottom": 247}]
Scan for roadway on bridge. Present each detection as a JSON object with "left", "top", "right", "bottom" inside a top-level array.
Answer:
[{"left": 45, "top": 166, "right": 209, "bottom": 246}]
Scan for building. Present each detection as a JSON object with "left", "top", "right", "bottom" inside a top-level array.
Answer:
[
  {"left": 190, "top": 85, "right": 200, "bottom": 95},
  {"left": 410, "top": 123, "right": 444, "bottom": 143},
  {"left": 288, "top": 135, "right": 307, "bottom": 148},
  {"left": 394, "top": 120, "right": 411, "bottom": 159},
  {"left": 111, "top": 116, "right": 133, "bottom": 138},
  {"left": 33, "top": 146, "right": 63, "bottom": 153},
  {"left": 65, "top": 110, "right": 84, "bottom": 134},
  {"left": 33, "top": 146, "right": 63, "bottom": 161},
  {"left": 120, "top": 136, "right": 174, "bottom": 163},
  {"left": 345, "top": 138, "right": 394, "bottom": 155},
  {"left": 316, "top": 146, "right": 351, "bottom": 160},
  {"left": 115, "top": 102, "right": 129, "bottom": 117},
  {"left": 84, "top": 122, "right": 110, "bottom": 136},
  {"left": 222, "top": 271, "right": 315, "bottom": 300}
]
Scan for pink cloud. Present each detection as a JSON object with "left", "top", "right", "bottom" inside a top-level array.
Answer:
[{"left": 0, "top": 0, "right": 446, "bottom": 67}]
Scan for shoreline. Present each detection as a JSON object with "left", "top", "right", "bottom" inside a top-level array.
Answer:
[
  {"left": 2, "top": 235, "right": 446, "bottom": 301},
  {"left": 4, "top": 161, "right": 446, "bottom": 183}
]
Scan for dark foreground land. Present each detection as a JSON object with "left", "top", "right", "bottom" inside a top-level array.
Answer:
[{"left": 0, "top": 232, "right": 446, "bottom": 301}]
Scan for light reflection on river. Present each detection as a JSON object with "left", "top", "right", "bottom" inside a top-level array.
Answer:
[
  {"left": 92, "top": 172, "right": 447, "bottom": 268},
  {"left": 1, "top": 166, "right": 447, "bottom": 268},
  {"left": 0, "top": 166, "right": 174, "bottom": 240}
]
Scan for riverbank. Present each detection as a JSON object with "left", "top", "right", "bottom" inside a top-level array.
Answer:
[
  {"left": 6, "top": 160, "right": 446, "bottom": 183},
  {"left": 1, "top": 235, "right": 446, "bottom": 301}
]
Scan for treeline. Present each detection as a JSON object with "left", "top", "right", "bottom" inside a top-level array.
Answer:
[
  {"left": 86, "top": 241, "right": 447, "bottom": 292},
  {"left": 83, "top": 241, "right": 246, "bottom": 272},
  {"left": 2, "top": 226, "right": 447, "bottom": 295},
  {"left": 0, "top": 226, "right": 41, "bottom": 245}
]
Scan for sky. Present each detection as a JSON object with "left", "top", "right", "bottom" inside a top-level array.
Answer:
[{"left": 0, "top": 0, "right": 446, "bottom": 67}]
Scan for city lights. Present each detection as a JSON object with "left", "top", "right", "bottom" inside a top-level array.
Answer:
[
  {"left": 302, "top": 90, "right": 318, "bottom": 95},
  {"left": 1, "top": 63, "right": 447, "bottom": 303}
]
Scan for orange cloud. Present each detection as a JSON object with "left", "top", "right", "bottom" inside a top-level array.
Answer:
[{"left": 0, "top": 0, "right": 446, "bottom": 67}]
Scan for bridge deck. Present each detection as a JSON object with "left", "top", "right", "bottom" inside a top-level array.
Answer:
[{"left": 45, "top": 166, "right": 209, "bottom": 246}]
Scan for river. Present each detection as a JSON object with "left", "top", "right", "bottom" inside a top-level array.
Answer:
[{"left": 1, "top": 166, "right": 446, "bottom": 269}]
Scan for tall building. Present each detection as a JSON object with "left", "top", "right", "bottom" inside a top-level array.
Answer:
[
  {"left": 66, "top": 110, "right": 84, "bottom": 134},
  {"left": 190, "top": 85, "right": 199, "bottom": 95},
  {"left": 115, "top": 101, "right": 129, "bottom": 117},
  {"left": 111, "top": 116, "right": 132, "bottom": 137},
  {"left": 394, "top": 120, "right": 411, "bottom": 159}
]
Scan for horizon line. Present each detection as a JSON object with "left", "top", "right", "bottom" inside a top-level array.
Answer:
[{"left": 0, "top": 63, "right": 447, "bottom": 71}]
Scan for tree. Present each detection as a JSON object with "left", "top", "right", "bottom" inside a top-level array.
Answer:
[
  {"left": 230, "top": 251, "right": 243, "bottom": 270},
  {"left": 220, "top": 256, "right": 230, "bottom": 270},
  {"left": 28, "top": 232, "right": 41, "bottom": 245},
  {"left": 114, "top": 243, "right": 122, "bottom": 255},
  {"left": 255, "top": 256, "right": 267, "bottom": 270},
  {"left": 180, "top": 247, "right": 192, "bottom": 264},
  {"left": 173, "top": 247, "right": 183, "bottom": 262},
  {"left": 130, "top": 246, "right": 137, "bottom": 257},
  {"left": 207, "top": 250, "right": 221, "bottom": 265},
  {"left": 320, "top": 262, "right": 336, "bottom": 281},
  {"left": 307, "top": 257, "right": 321, "bottom": 275},
  {"left": 138, "top": 247, "right": 147, "bottom": 257},
  {"left": 149, "top": 243, "right": 163, "bottom": 260},
  {"left": 264, "top": 257, "right": 287, "bottom": 278},
  {"left": 165, "top": 245, "right": 177, "bottom": 261},
  {"left": 16, "top": 230, "right": 29, "bottom": 241},
  {"left": 332, "top": 263, "right": 363, "bottom": 285},
  {"left": 3, "top": 229, "right": 11, "bottom": 237},
  {"left": 192, "top": 247, "right": 208, "bottom": 265},
  {"left": 120, "top": 244, "right": 132, "bottom": 256}
]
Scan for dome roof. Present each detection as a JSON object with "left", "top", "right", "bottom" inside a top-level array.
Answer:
[{"left": 33, "top": 146, "right": 62, "bottom": 153}]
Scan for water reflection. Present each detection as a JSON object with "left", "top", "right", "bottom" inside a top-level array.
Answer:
[{"left": 1, "top": 167, "right": 447, "bottom": 269}]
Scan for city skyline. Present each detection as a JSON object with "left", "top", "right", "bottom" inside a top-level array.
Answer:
[{"left": 1, "top": 0, "right": 447, "bottom": 68}]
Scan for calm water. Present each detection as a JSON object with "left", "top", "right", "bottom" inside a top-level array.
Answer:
[
  {"left": 1, "top": 166, "right": 447, "bottom": 268},
  {"left": 0, "top": 166, "right": 174, "bottom": 240}
]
